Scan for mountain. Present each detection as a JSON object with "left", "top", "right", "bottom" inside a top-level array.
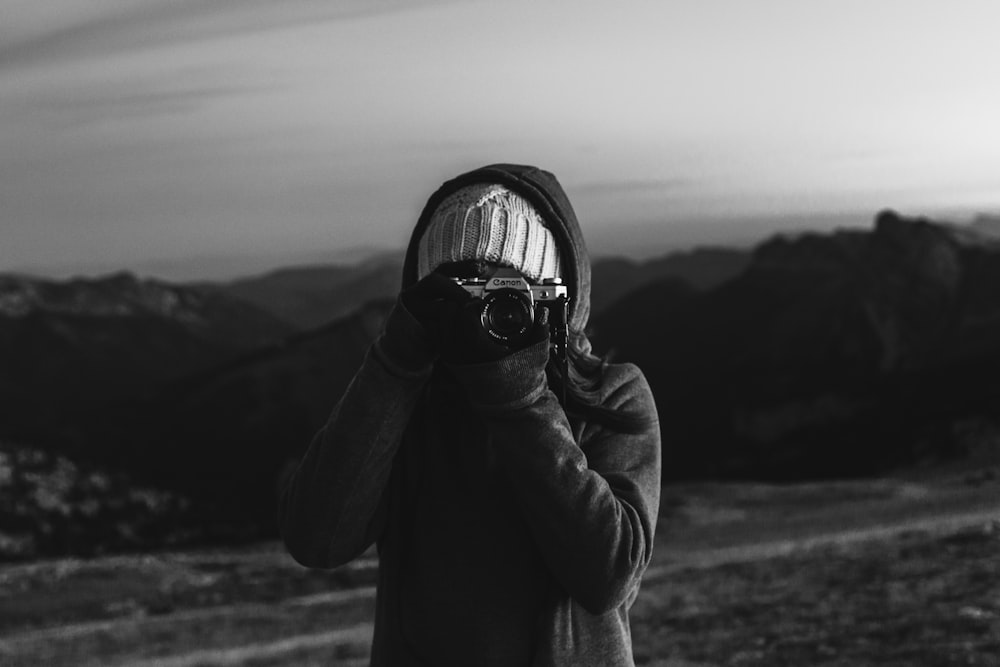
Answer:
[
  {"left": 590, "top": 247, "right": 750, "bottom": 316},
  {"left": 970, "top": 213, "right": 1000, "bottom": 239},
  {"left": 0, "top": 267, "right": 386, "bottom": 558},
  {"left": 0, "top": 271, "right": 294, "bottom": 448},
  {"left": 200, "top": 246, "right": 749, "bottom": 330},
  {"left": 591, "top": 210, "right": 1000, "bottom": 480},
  {"left": 0, "top": 270, "right": 292, "bottom": 345},
  {"left": 207, "top": 251, "right": 403, "bottom": 329},
  {"left": 0, "top": 235, "right": 745, "bottom": 558},
  {"left": 90, "top": 299, "right": 395, "bottom": 534},
  {"left": 11, "top": 211, "right": 1000, "bottom": 559},
  {"left": 62, "top": 244, "right": 746, "bottom": 530}
]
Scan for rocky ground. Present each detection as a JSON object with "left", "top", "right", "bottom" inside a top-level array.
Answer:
[
  {"left": 0, "top": 472, "right": 998, "bottom": 666},
  {"left": 632, "top": 522, "right": 1000, "bottom": 666}
]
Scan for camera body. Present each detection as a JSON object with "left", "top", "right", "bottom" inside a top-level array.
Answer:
[{"left": 451, "top": 266, "right": 568, "bottom": 350}]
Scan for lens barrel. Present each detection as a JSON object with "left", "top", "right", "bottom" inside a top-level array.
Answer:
[{"left": 480, "top": 289, "right": 533, "bottom": 347}]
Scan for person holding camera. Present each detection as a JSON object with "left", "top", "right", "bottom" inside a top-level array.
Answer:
[{"left": 278, "top": 163, "right": 661, "bottom": 666}]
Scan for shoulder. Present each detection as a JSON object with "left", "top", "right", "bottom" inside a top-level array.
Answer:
[
  {"left": 576, "top": 361, "right": 661, "bottom": 477},
  {"left": 592, "top": 361, "right": 658, "bottom": 423}
]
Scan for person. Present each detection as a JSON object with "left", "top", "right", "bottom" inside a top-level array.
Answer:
[{"left": 278, "top": 163, "right": 661, "bottom": 666}]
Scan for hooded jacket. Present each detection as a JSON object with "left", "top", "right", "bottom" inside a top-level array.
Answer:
[{"left": 279, "top": 164, "right": 661, "bottom": 666}]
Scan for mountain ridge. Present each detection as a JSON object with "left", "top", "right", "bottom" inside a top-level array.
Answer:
[
  {"left": 591, "top": 209, "right": 1000, "bottom": 480},
  {"left": 5, "top": 210, "right": 1000, "bottom": 557}
]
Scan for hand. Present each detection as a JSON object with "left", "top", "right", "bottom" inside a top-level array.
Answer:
[
  {"left": 376, "top": 273, "right": 470, "bottom": 373},
  {"left": 530, "top": 304, "right": 551, "bottom": 349},
  {"left": 399, "top": 272, "right": 471, "bottom": 353},
  {"left": 441, "top": 297, "right": 510, "bottom": 364},
  {"left": 443, "top": 303, "right": 553, "bottom": 408},
  {"left": 443, "top": 302, "right": 551, "bottom": 366}
]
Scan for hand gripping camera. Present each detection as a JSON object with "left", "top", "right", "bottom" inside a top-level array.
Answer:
[{"left": 451, "top": 267, "right": 570, "bottom": 399}]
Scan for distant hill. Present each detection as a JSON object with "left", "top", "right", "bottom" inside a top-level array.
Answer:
[
  {"left": 590, "top": 247, "right": 750, "bottom": 316},
  {"left": 10, "top": 211, "right": 1000, "bottom": 558},
  {"left": 205, "top": 251, "right": 403, "bottom": 330},
  {"left": 0, "top": 271, "right": 293, "bottom": 449},
  {"left": 970, "top": 213, "right": 1000, "bottom": 238},
  {"left": 0, "top": 271, "right": 291, "bottom": 347},
  {"left": 0, "top": 273, "right": 389, "bottom": 558},
  {"left": 203, "top": 246, "right": 750, "bottom": 329},
  {"left": 138, "top": 299, "right": 394, "bottom": 519},
  {"left": 592, "top": 210, "right": 1000, "bottom": 480}
]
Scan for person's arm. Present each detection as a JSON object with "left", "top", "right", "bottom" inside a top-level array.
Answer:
[
  {"left": 278, "top": 273, "right": 476, "bottom": 568},
  {"left": 448, "top": 343, "right": 661, "bottom": 615},
  {"left": 277, "top": 300, "right": 433, "bottom": 569}
]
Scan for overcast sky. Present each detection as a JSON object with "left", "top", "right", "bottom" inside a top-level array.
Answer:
[{"left": 3, "top": 0, "right": 999, "bottom": 279}]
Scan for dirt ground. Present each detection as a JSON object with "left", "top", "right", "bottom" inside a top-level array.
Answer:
[{"left": 1, "top": 471, "right": 998, "bottom": 666}]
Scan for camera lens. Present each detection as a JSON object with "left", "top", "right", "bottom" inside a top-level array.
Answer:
[{"left": 480, "top": 290, "right": 533, "bottom": 347}]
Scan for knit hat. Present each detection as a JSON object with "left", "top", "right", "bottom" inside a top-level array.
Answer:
[{"left": 416, "top": 184, "right": 561, "bottom": 282}]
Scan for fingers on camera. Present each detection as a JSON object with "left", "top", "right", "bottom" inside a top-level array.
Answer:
[{"left": 535, "top": 304, "right": 550, "bottom": 327}]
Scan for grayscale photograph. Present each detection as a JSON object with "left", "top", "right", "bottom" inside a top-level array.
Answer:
[{"left": 1, "top": 1, "right": 998, "bottom": 665}]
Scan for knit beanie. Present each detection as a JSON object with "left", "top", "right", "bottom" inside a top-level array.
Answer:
[{"left": 416, "top": 184, "right": 561, "bottom": 283}]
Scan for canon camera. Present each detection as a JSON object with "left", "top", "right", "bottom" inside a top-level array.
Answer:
[{"left": 451, "top": 267, "right": 568, "bottom": 350}]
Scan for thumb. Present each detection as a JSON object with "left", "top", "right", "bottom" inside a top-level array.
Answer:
[
  {"left": 531, "top": 304, "right": 551, "bottom": 344},
  {"left": 536, "top": 304, "right": 550, "bottom": 327}
]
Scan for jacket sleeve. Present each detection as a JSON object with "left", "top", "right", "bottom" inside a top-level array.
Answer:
[
  {"left": 277, "top": 302, "right": 432, "bottom": 569},
  {"left": 448, "top": 344, "right": 661, "bottom": 615}
]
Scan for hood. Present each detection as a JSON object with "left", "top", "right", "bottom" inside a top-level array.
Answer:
[{"left": 402, "top": 164, "right": 592, "bottom": 334}]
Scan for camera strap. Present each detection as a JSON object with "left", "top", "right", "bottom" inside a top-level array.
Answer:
[{"left": 552, "top": 296, "right": 569, "bottom": 407}]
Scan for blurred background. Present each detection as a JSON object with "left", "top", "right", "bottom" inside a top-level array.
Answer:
[{"left": 2, "top": 1, "right": 1000, "bottom": 665}]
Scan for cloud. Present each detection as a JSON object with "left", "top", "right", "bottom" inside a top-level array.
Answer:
[
  {"left": 0, "top": 0, "right": 456, "bottom": 73},
  {"left": 14, "top": 80, "right": 278, "bottom": 128}
]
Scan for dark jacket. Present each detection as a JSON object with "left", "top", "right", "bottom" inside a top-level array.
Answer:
[{"left": 279, "top": 164, "right": 661, "bottom": 666}]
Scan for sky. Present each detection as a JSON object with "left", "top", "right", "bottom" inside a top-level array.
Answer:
[{"left": 3, "top": 0, "right": 1000, "bottom": 280}]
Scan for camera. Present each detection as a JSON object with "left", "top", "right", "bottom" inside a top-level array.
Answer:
[{"left": 451, "top": 267, "right": 569, "bottom": 350}]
